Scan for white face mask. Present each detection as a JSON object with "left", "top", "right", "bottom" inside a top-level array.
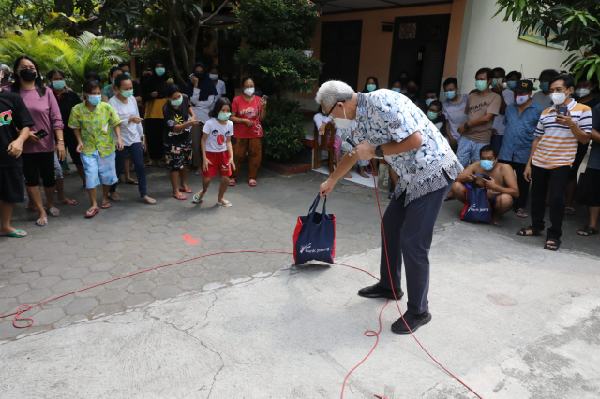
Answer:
[
  {"left": 209, "top": 74, "right": 218, "bottom": 80},
  {"left": 576, "top": 88, "right": 591, "bottom": 98},
  {"left": 244, "top": 87, "right": 255, "bottom": 96},
  {"left": 550, "top": 92, "right": 566, "bottom": 105},
  {"left": 515, "top": 94, "right": 530, "bottom": 106},
  {"left": 332, "top": 104, "right": 353, "bottom": 129}
]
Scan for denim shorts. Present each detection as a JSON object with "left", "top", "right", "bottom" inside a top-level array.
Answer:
[{"left": 81, "top": 151, "right": 118, "bottom": 189}]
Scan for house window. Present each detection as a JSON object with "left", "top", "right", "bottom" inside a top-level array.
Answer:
[{"left": 397, "top": 23, "right": 417, "bottom": 40}]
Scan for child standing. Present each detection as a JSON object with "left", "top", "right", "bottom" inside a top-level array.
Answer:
[
  {"left": 163, "top": 84, "right": 198, "bottom": 200},
  {"left": 192, "top": 98, "right": 235, "bottom": 207}
]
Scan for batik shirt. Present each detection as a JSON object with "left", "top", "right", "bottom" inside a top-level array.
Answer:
[
  {"left": 68, "top": 102, "right": 120, "bottom": 157},
  {"left": 352, "top": 90, "right": 462, "bottom": 205}
]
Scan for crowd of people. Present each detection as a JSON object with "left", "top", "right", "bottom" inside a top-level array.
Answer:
[
  {"left": 0, "top": 56, "right": 268, "bottom": 238},
  {"left": 313, "top": 68, "right": 598, "bottom": 251}
]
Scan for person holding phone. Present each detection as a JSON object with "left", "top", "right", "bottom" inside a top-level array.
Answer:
[
  {"left": 162, "top": 84, "right": 198, "bottom": 200},
  {"left": 518, "top": 74, "right": 592, "bottom": 251},
  {"left": 12, "top": 56, "right": 65, "bottom": 227}
]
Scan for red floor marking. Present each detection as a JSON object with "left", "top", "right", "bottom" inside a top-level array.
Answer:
[{"left": 182, "top": 234, "right": 200, "bottom": 245}]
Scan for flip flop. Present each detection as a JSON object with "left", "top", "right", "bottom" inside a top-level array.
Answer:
[
  {"left": 62, "top": 198, "right": 78, "bottom": 206},
  {"left": 218, "top": 199, "right": 232, "bottom": 208},
  {"left": 248, "top": 179, "right": 257, "bottom": 187},
  {"left": 173, "top": 193, "right": 187, "bottom": 201},
  {"left": 179, "top": 187, "right": 192, "bottom": 193},
  {"left": 1, "top": 229, "right": 27, "bottom": 238},
  {"left": 35, "top": 216, "right": 48, "bottom": 227},
  {"left": 228, "top": 179, "right": 237, "bottom": 187},
  {"left": 84, "top": 207, "right": 99, "bottom": 219},
  {"left": 576, "top": 226, "right": 599, "bottom": 237},
  {"left": 47, "top": 207, "right": 60, "bottom": 217},
  {"left": 544, "top": 239, "right": 561, "bottom": 251},
  {"left": 517, "top": 226, "right": 540, "bottom": 237},
  {"left": 192, "top": 192, "right": 205, "bottom": 204},
  {"left": 515, "top": 208, "right": 528, "bottom": 218},
  {"left": 126, "top": 179, "right": 139, "bottom": 185},
  {"left": 100, "top": 201, "right": 112, "bottom": 209}
]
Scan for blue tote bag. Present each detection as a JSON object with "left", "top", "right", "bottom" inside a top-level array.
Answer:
[{"left": 293, "top": 195, "right": 336, "bottom": 265}]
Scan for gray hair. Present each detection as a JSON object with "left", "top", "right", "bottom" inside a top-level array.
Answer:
[{"left": 315, "top": 80, "right": 354, "bottom": 111}]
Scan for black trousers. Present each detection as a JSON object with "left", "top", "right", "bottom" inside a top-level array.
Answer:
[
  {"left": 379, "top": 184, "right": 449, "bottom": 315},
  {"left": 510, "top": 162, "right": 530, "bottom": 210},
  {"left": 531, "top": 165, "right": 570, "bottom": 240},
  {"left": 144, "top": 118, "right": 165, "bottom": 160}
]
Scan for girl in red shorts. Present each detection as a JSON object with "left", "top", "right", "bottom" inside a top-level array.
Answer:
[{"left": 192, "top": 98, "right": 234, "bottom": 207}]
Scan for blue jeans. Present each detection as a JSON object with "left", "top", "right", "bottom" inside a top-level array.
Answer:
[
  {"left": 457, "top": 136, "right": 489, "bottom": 167},
  {"left": 115, "top": 142, "right": 147, "bottom": 197}
]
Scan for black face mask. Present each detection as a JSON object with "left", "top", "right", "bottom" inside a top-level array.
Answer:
[
  {"left": 19, "top": 69, "right": 37, "bottom": 82},
  {"left": 193, "top": 71, "right": 205, "bottom": 79}
]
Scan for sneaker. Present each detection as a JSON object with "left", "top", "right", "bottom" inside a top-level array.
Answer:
[
  {"left": 357, "top": 283, "right": 403, "bottom": 300},
  {"left": 391, "top": 311, "right": 432, "bottom": 335}
]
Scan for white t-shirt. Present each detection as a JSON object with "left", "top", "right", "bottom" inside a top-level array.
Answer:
[
  {"left": 203, "top": 118, "right": 233, "bottom": 152},
  {"left": 108, "top": 95, "right": 143, "bottom": 146},
  {"left": 190, "top": 88, "right": 216, "bottom": 123}
]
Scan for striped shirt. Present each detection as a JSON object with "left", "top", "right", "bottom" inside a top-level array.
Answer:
[{"left": 532, "top": 100, "right": 592, "bottom": 169}]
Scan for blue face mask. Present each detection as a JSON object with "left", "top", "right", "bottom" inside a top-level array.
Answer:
[
  {"left": 391, "top": 88, "right": 401, "bottom": 93},
  {"left": 445, "top": 90, "right": 456, "bottom": 100},
  {"left": 480, "top": 159, "right": 495, "bottom": 171},
  {"left": 52, "top": 80, "right": 66, "bottom": 90},
  {"left": 121, "top": 89, "right": 134, "bottom": 98},
  {"left": 475, "top": 80, "right": 489, "bottom": 92},
  {"left": 87, "top": 94, "right": 101, "bottom": 106},
  {"left": 540, "top": 81, "right": 549, "bottom": 92},
  {"left": 507, "top": 80, "right": 518, "bottom": 90},
  {"left": 366, "top": 84, "right": 376, "bottom": 92}
]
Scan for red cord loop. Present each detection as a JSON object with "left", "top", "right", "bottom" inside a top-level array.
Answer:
[{"left": 13, "top": 304, "right": 34, "bottom": 328}]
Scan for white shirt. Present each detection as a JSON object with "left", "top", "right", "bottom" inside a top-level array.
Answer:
[
  {"left": 108, "top": 95, "right": 143, "bottom": 146},
  {"left": 203, "top": 118, "right": 233, "bottom": 152},
  {"left": 190, "top": 88, "right": 216, "bottom": 123}
]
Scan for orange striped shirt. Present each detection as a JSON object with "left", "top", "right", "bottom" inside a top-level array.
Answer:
[{"left": 532, "top": 100, "right": 592, "bottom": 169}]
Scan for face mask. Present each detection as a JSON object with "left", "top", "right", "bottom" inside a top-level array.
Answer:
[
  {"left": 425, "top": 98, "right": 436, "bottom": 107},
  {"left": 391, "top": 88, "right": 401, "bottom": 93},
  {"left": 491, "top": 78, "right": 502, "bottom": 87},
  {"left": 507, "top": 80, "right": 518, "bottom": 90},
  {"left": 445, "top": 91, "right": 456, "bottom": 100},
  {"left": 121, "top": 89, "right": 134, "bottom": 98},
  {"left": 170, "top": 96, "right": 183, "bottom": 107},
  {"left": 515, "top": 94, "right": 530, "bottom": 105},
  {"left": 155, "top": 67, "right": 165, "bottom": 76},
  {"left": 575, "top": 88, "right": 591, "bottom": 98},
  {"left": 366, "top": 84, "right": 376, "bottom": 92},
  {"left": 550, "top": 92, "right": 566, "bottom": 105},
  {"left": 244, "top": 87, "right": 255, "bottom": 96},
  {"left": 217, "top": 112, "right": 231, "bottom": 121},
  {"left": 540, "top": 82, "right": 549, "bottom": 92},
  {"left": 51, "top": 80, "right": 66, "bottom": 90},
  {"left": 475, "top": 80, "right": 488, "bottom": 92},
  {"left": 87, "top": 94, "right": 101, "bottom": 106},
  {"left": 427, "top": 111, "right": 438, "bottom": 121},
  {"left": 123, "top": 72, "right": 131, "bottom": 78},
  {"left": 480, "top": 160, "right": 495, "bottom": 171},
  {"left": 19, "top": 69, "right": 37, "bottom": 82},
  {"left": 209, "top": 74, "right": 218, "bottom": 80},
  {"left": 333, "top": 105, "right": 353, "bottom": 129}
]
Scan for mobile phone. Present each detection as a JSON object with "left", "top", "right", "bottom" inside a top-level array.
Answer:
[
  {"left": 557, "top": 105, "right": 568, "bottom": 116},
  {"left": 34, "top": 129, "right": 48, "bottom": 139}
]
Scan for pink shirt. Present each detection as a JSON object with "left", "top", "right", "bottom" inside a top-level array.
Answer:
[{"left": 19, "top": 87, "right": 64, "bottom": 154}]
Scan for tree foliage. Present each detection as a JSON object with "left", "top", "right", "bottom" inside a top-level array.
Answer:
[
  {"left": 0, "top": 29, "right": 127, "bottom": 90},
  {"left": 496, "top": 0, "right": 600, "bottom": 82}
]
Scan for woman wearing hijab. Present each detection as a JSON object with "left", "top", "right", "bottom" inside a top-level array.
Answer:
[{"left": 141, "top": 62, "right": 169, "bottom": 166}]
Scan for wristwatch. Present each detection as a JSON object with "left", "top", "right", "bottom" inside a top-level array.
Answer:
[{"left": 375, "top": 145, "right": 384, "bottom": 158}]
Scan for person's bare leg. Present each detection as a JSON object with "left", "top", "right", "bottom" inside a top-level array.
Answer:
[
  {"left": 27, "top": 185, "right": 47, "bottom": 224},
  {"left": 0, "top": 201, "right": 16, "bottom": 234},
  {"left": 450, "top": 182, "right": 467, "bottom": 202},
  {"left": 217, "top": 176, "right": 229, "bottom": 202},
  {"left": 180, "top": 168, "right": 190, "bottom": 192},
  {"left": 589, "top": 206, "right": 600, "bottom": 229},
  {"left": 101, "top": 185, "right": 112, "bottom": 207},
  {"left": 492, "top": 194, "right": 514, "bottom": 225},
  {"left": 87, "top": 188, "right": 98, "bottom": 210},
  {"left": 170, "top": 171, "right": 180, "bottom": 197}
]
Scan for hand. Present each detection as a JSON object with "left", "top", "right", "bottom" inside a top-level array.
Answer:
[
  {"left": 320, "top": 178, "right": 337, "bottom": 197},
  {"left": 229, "top": 158, "right": 236, "bottom": 171},
  {"left": 116, "top": 138, "right": 124, "bottom": 151},
  {"left": 28, "top": 131, "right": 40, "bottom": 143},
  {"left": 151, "top": 91, "right": 158, "bottom": 98},
  {"left": 190, "top": 119, "right": 201, "bottom": 126},
  {"left": 523, "top": 164, "right": 532, "bottom": 183},
  {"left": 202, "top": 157, "right": 212, "bottom": 172},
  {"left": 76, "top": 142, "right": 83, "bottom": 153},
  {"left": 556, "top": 114, "right": 574, "bottom": 128},
  {"left": 483, "top": 176, "right": 497, "bottom": 190},
  {"left": 142, "top": 137, "right": 147, "bottom": 152},
  {"left": 457, "top": 125, "right": 466, "bottom": 135},
  {"left": 129, "top": 116, "right": 143, "bottom": 124},
  {"left": 191, "top": 76, "right": 199, "bottom": 87},
  {"left": 7, "top": 138, "right": 24, "bottom": 158},
  {"left": 318, "top": 125, "right": 326, "bottom": 136},
  {"left": 473, "top": 176, "right": 486, "bottom": 188},
  {"left": 354, "top": 141, "right": 376, "bottom": 161},
  {"left": 261, "top": 96, "right": 268, "bottom": 106},
  {"left": 56, "top": 142, "right": 66, "bottom": 161},
  {"left": 244, "top": 119, "right": 254, "bottom": 127}
]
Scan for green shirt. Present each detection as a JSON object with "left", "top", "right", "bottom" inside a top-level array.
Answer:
[{"left": 68, "top": 102, "right": 120, "bottom": 157}]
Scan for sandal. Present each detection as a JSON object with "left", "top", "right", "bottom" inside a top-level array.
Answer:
[
  {"left": 192, "top": 192, "right": 205, "bottom": 204},
  {"left": 62, "top": 198, "right": 78, "bottom": 206},
  {"left": 47, "top": 206, "right": 60, "bottom": 217},
  {"left": 35, "top": 216, "right": 48, "bottom": 227},
  {"left": 576, "top": 226, "right": 599, "bottom": 237},
  {"left": 126, "top": 178, "right": 138, "bottom": 185},
  {"left": 1, "top": 229, "right": 27, "bottom": 238},
  {"left": 515, "top": 208, "right": 528, "bottom": 218},
  {"left": 517, "top": 226, "right": 541, "bottom": 237},
  {"left": 100, "top": 201, "right": 112, "bottom": 209},
  {"left": 228, "top": 178, "right": 237, "bottom": 187},
  {"left": 248, "top": 179, "right": 257, "bottom": 187},
  {"left": 179, "top": 187, "right": 192, "bottom": 193},
  {"left": 172, "top": 192, "right": 187, "bottom": 201},
  {"left": 84, "top": 207, "right": 99, "bottom": 219},
  {"left": 544, "top": 239, "right": 561, "bottom": 251},
  {"left": 217, "top": 199, "right": 232, "bottom": 208}
]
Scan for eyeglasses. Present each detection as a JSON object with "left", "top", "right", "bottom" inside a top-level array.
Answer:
[{"left": 324, "top": 101, "right": 342, "bottom": 117}]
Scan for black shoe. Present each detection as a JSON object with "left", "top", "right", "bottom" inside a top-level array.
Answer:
[
  {"left": 391, "top": 311, "right": 432, "bottom": 335},
  {"left": 357, "top": 283, "right": 403, "bottom": 300}
]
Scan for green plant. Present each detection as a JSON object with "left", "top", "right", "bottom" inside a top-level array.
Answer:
[
  {"left": 262, "top": 99, "right": 305, "bottom": 162},
  {"left": 496, "top": 0, "right": 600, "bottom": 81},
  {"left": 0, "top": 29, "right": 127, "bottom": 89}
]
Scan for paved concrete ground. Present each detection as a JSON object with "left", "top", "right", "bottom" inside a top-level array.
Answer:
[{"left": 1, "top": 167, "right": 599, "bottom": 398}]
